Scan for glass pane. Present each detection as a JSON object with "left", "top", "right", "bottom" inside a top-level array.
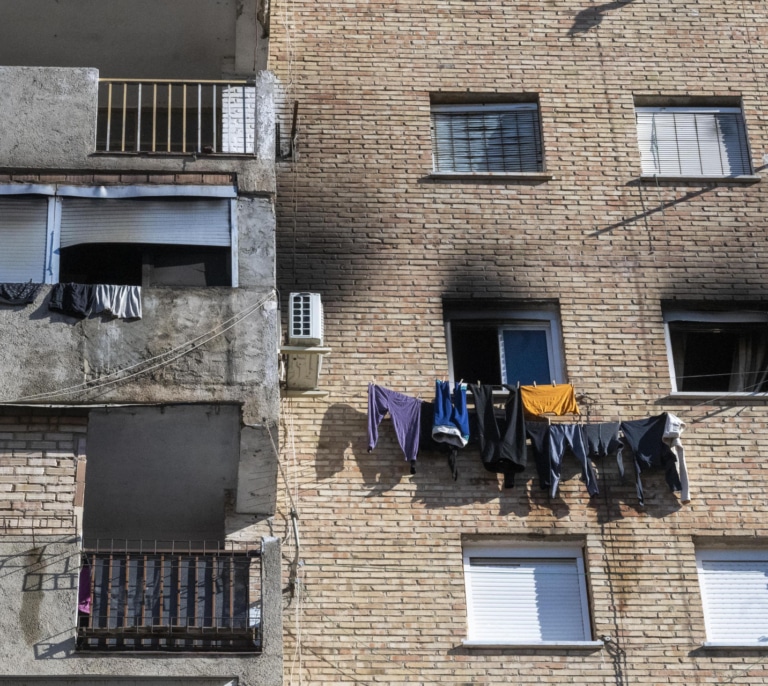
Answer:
[{"left": 500, "top": 329, "right": 551, "bottom": 386}]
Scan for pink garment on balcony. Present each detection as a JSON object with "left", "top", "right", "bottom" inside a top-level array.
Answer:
[{"left": 78, "top": 565, "right": 91, "bottom": 614}]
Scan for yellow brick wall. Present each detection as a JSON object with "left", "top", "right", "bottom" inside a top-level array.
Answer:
[
  {"left": 0, "top": 409, "right": 86, "bottom": 535},
  {"left": 271, "top": 1, "right": 768, "bottom": 683}
]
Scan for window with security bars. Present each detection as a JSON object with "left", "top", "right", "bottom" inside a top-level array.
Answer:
[
  {"left": 635, "top": 106, "right": 752, "bottom": 177},
  {"left": 462, "top": 544, "right": 594, "bottom": 645},
  {"left": 77, "top": 544, "right": 260, "bottom": 652},
  {"left": 431, "top": 103, "right": 543, "bottom": 173},
  {"left": 695, "top": 548, "right": 768, "bottom": 646}
]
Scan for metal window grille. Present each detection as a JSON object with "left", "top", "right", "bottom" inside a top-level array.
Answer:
[
  {"left": 431, "top": 104, "right": 543, "bottom": 173},
  {"left": 77, "top": 541, "right": 261, "bottom": 652}
]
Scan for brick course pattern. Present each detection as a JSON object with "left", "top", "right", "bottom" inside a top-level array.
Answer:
[
  {"left": 0, "top": 409, "right": 86, "bottom": 536},
  {"left": 270, "top": 0, "right": 768, "bottom": 684}
]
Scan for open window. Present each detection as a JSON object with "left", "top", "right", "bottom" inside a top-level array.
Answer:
[
  {"left": 462, "top": 542, "right": 598, "bottom": 647},
  {"left": 695, "top": 547, "right": 768, "bottom": 647},
  {"left": 663, "top": 307, "right": 768, "bottom": 394},
  {"left": 445, "top": 302, "right": 565, "bottom": 387},
  {"left": 0, "top": 185, "right": 238, "bottom": 287}
]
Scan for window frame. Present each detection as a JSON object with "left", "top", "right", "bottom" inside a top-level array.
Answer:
[
  {"left": 444, "top": 307, "right": 565, "bottom": 387},
  {"left": 430, "top": 102, "right": 547, "bottom": 177},
  {"left": 634, "top": 105, "right": 754, "bottom": 179},
  {"left": 695, "top": 547, "right": 768, "bottom": 648},
  {"left": 0, "top": 184, "right": 239, "bottom": 287},
  {"left": 662, "top": 308, "right": 768, "bottom": 397},
  {"left": 462, "top": 542, "right": 601, "bottom": 649}
]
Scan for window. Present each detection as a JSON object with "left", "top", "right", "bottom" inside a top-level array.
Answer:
[
  {"left": 695, "top": 548, "right": 768, "bottom": 647},
  {"left": 663, "top": 308, "right": 768, "bottom": 394},
  {"left": 635, "top": 106, "right": 751, "bottom": 177},
  {"left": 462, "top": 543, "right": 597, "bottom": 646},
  {"left": 0, "top": 191, "right": 52, "bottom": 283},
  {"left": 0, "top": 185, "right": 238, "bottom": 287},
  {"left": 445, "top": 303, "right": 565, "bottom": 386},
  {"left": 430, "top": 102, "right": 543, "bottom": 174}
]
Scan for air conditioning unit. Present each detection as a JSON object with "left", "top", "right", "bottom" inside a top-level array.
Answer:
[{"left": 289, "top": 292, "right": 324, "bottom": 346}]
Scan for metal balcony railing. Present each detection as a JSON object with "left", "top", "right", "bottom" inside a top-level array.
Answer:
[
  {"left": 77, "top": 540, "right": 261, "bottom": 652},
  {"left": 97, "top": 79, "right": 257, "bottom": 155}
]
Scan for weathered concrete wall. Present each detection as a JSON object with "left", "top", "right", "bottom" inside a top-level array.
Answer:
[
  {"left": 0, "top": 192, "right": 278, "bottom": 423},
  {"left": 238, "top": 194, "right": 277, "bottom": 290},
  {"left": 0, "top": 0, "right": 265, "bottom": 79},
  {"left": 0, "top": 67, "right": 276, "bottom": 193},
  {"left": 0, "top": 67, "right": 98, "bottom": 166},
  {"left": 0, "top": 286, "right": 279, "bottom": 422}
]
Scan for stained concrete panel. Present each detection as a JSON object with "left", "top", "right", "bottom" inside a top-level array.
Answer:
[
  {"left": 0, "top": 0, "right": 237, "bottom": 79},
  {"left": 82, "top": 404, "right": 240, "bottom": 543}
]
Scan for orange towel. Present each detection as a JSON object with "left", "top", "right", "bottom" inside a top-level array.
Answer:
[{"left": 520, "top": 384, "right": 579, "bottom": 418}]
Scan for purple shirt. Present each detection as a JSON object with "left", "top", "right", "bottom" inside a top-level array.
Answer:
[{"left": 368, "top": 384, "right": 422, "bottom": 462}]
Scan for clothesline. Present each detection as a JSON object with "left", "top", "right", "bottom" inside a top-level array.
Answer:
[{"left": 367, "top": 381, "right": 690, "bottom": 508}]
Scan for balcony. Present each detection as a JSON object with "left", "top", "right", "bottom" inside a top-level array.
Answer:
[
  {"left": 77, "top": 540, "right": 264, "bottom": 652},
  {"left": 0, "top": 67, "right": 276, "bottom": 180},
  {"left": 98, "top": 78, "right": 258, "bottom": 155}
]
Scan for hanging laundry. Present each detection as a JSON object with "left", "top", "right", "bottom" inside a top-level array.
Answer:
[
  {"left": 94, "top": 284, "right": 142, "bottom": 319},
  {"left": 0, "top": 282, "right": 42, "bottom": 306},
  {"left": 78, "top": 564, "right": 91, "bottom": 615},
  {"left": 367, "top": 384, "right": 422, "bottom": 472},
  {"left": 583, "top": 422, "right": 622, "bottom": 459},
  {"left": 49, "top": 283, "right": 96, "bottom": 319},
  {"left": 469, "top": 384, "right": 526, "bottom": 488},
  {"left": 527, "top": 422, "right": 598, "bottom": 498},
  {"left": 432, "top": 380, "right": 470, "bottom": 448},
  {"left": 419, "top": 401, "right": 459, "bottom": 480},
  {"left": 520, "top": 383, "right": 580, "bottom": 418},
  {"left": 619, "top": 412, "right": 689, "bottom": 506}
]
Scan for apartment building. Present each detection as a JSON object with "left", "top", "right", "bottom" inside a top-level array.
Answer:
[
  {"left": 0, "top": 2, "right": 282, "bottom": 684},
  {"left": 270, "top": 0, "right": 768, "bottom": 684}
]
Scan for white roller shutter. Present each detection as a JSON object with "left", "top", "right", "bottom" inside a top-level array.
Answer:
[
  {"left": 0, "top": 197, "right": 49, "bottom": 282},
  {"left": 696, "top": 550, "right": 768, "bottom": 645},
  {"left": 464, "top": 548, "right": 591, "bottom": 643},
  {"left": 636, "top": 107, "right": 751, "bottom": 177},
  {"left": 60, "top": 198, "right": 232, "bottom": 248}
]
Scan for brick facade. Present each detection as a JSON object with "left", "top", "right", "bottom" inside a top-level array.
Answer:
[
  {"left": 271, "top": 1, "right": 768, "bottom": 683},
  {"left": 0, "top": 409, "right": 86, "bottom": 536}
]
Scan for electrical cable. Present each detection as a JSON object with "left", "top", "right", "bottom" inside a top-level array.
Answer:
[{"left": 6, "top": 289, "right": 276, "bottom": 404}]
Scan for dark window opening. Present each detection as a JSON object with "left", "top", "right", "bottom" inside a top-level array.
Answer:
[
  {"left": 60, "top": 243, "right": 231, "bottom": 287},
  {"left": 450, "top": 321, "right": 502, "bottom": 385},
  {"left": 448, "top": 319, "right": 558, "bottom": 387},
  {"left": 669, "top": 321, "right": 768, "bottom": 393}
]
